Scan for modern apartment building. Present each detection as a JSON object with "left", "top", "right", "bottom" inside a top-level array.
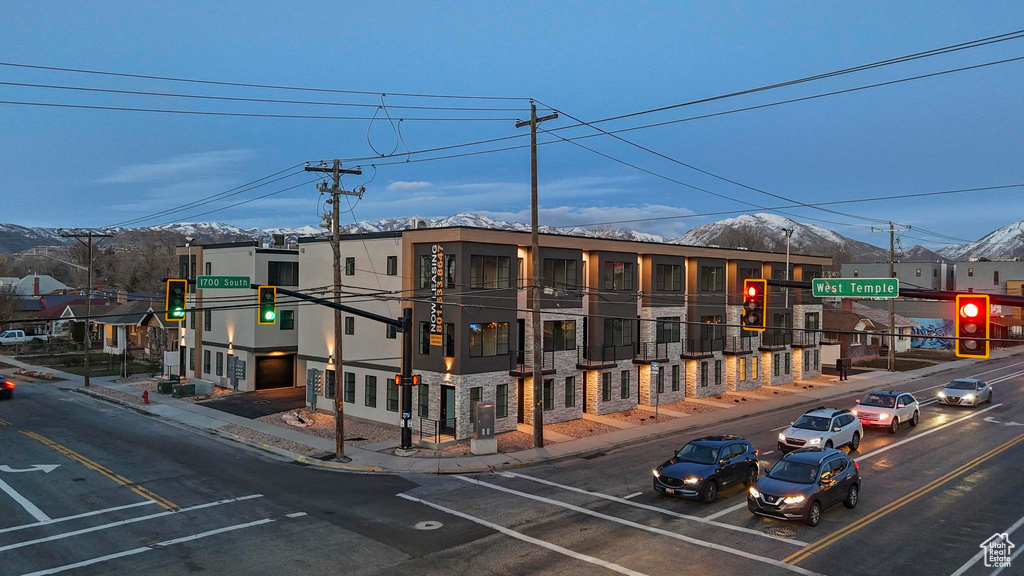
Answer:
[
  {"left": 294, "top": 227, "right": 828, "bottom": 441},
  {"left": 840, "top": 261, "right": 954, "bottom": 291},
  {"left": 177, "top": 241, "right": 300, "bottom": 391},
  {"left": 955, "top": 260, "right": 1024, "bottom": 295}
]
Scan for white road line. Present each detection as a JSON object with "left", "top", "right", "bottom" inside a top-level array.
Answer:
[
  {"left": 622, "top": 492, "right": 642, "bottom": 500},
  {"left": 854, "top": 404, "right": 1003, "bottom": 463},
  {"left": 285, "top": 512, "right": 307, "bottom": 518},
  {"left": 0, "top": 478, "right": 50, "bottom": 522},
  {"left": 504, "top": 471, "right": 806, "bottom": 546},
  {"left": 989, "top": 370, "right": 1024, "bottom": 385},
  {"left": 0, "top": 500, "right": 156, "bottom": 535},
  {"left": 949, "top": 511, "right": 1024, "bottom": 576},
  {"left": 455, "top": 476, "right": 823, "bottom": 576},
  {"left": 0, "top": 494, "right": 263, "bottom": 553},
  {"left": 18, "top": 514, "right": 294, "bottom": 576},
  {"left": 761, "top": 451, "right": 775, "bottom": 456},
  {"left": 702, "top": 502, "right": 747, "bottom": 521},
  {"left": 770, "top": 424, "right": 789, "bottom": 431},
  {"left": 912, "top": 363, "right": 1024, "bottom": 394},
  {"left": 399, "top": 493, "right": 648, "bottom": 576},
  {"left": 991, "top": 545, "right": 1024, "bottom": 576}
]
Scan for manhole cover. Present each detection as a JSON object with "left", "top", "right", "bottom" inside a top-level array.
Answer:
[
  {"left": 415, "top": 521, "right": 443, "bottom": 530},
  {"left": 764, "top": 525, "right": 798, "bottom": 538}
]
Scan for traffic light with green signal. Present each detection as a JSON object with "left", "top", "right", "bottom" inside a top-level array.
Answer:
[
  {"left": 165, "top": 279, "right": 187, "bottom": 322},
  {"left": 741, "top": 278, "right": 767, "bottom": 331},
  {"left": 258, "top": 285, "right": 277, "bottom": 325}
]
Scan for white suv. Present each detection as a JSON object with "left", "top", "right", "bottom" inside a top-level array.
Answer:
[
  {"left": 853, "top": 390, "right": 920, "bottom": 434},
  {"left": 778, "top": 408, "right": 863, "bottom": 453}
]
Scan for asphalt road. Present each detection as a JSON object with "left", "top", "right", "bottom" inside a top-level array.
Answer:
[{"left": 1, "top": 355, "right": 1023, "bottom": 575}]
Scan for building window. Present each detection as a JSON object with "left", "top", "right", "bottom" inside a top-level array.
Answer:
[
  {"left": 325, "top": 370, "right": 336, "bottom": 399},
  {"left": 190, "top": 310, "right": 195, "bottom": 330},
  {"left": 189, "top": 348, "right": 195, "bottom": 371},
  {"left": 386, "top": 379, "right": 398, "bottom": 412},
  {"left": 739, "top": 357, "right": 746, "bottom": 381},
  {"left": 804, "top": 351, "right": 810, "bottom": 372},
  {"left": 470, "top": 387, "right": 483, "bottom": 421},
  {"left": 468, "top": 322, "right": 509, "bottom": 357},
  {"left": 518, "top": 258, "right": 525, "bottom": 288},
  {"left": 805, "top": 312, "right": 820, "bottom": 331},
  {"left": 620, "top": 370, "right": 630, "bottom": 399},
  {"left": 752, "top": 355, "right": 758, "bottom": 377},
  {"left": 280, "top": 309, "right": 294, "bottom": 330},
  {"left": 853, "top": 269, "right": 859, "bottom": 277},
  {"left": 916, "top": 268, "right": 922, "bottom": 277},
  {"left": 543, "top": 320, "right": 576, "bottom": 352},
  {"left": 602, "top": 261, "right": 634, "bottom": 291},
  {"left": 418, "top": 322, "right": 431, "bottom": 355},
  {"left": 386, "top": 324, "right": 397, "bottom": 339},
  {"left": 418, "top": 384, "right": 430, "bottom": 417},
  {"left": 785, "top": 353, "right": 791, "bottom": 375},
  {"left": 345, "top": 316, "right": 355, "bottom": 335},
  {"left": 418, "top": 255, "right": 431, "bottom": 289},
  {"left": 813, "top": 350, "right": 820, "bottom": 370},
  {"left": 203, "top": 350, "right": 211, "bottom": 374},
  {"left": 444, "top": 254, "right": 456, "bottom": 288},
  {"left": 386, "top": 256, "right": 398, "bottom": 276},
  {"left": 995, "top": 271, "right": 1000, "bottom": 285},
  {"left": 543, "top": 380, "right": 553, "bottom": 411},
  {"left": 204, "top": 309, "right": 211, "bottom": 331},
  {"left": 544, "top": 258, "right": 578, "bottom": 289},
  {"left": 968, "top": 268, "right": 974, "bottom": 277},
  {"left": 656, "top": 367, "right": 665, "bottom": 394},
  {"left": 602, "top": 372, "right": 612, "bottom": 401},
  {"left": 656, "top": 317, "right": 680, "bottom": 343},
  {"left": 699, "top": 316, "right": 724, "bottom": 340},
  {"left": 934, "top": 268, "right": 939, "bottom": 278},
  {"left": 443, "top": 323, "right": 455, "bottom": 357},
  {"left": 564, "top": 377, "right": 575, "bottom": 407},
  {"left": 267, "top": 261, "right": 299, "bottom": 286},
  {"left": 344, "top": 372, "right": 355, "bottom": 403},
  {"left": 671, "top": 364, "right": 680, "bottom": 391},
  {"left": 496, "top": 384, "right": 508, "bottom": 418},
  {"left": 364, "top": 376, "right": 377, "bottom": 408},
  {"left": 700, "top": 266, "right": 725, "bottom": 292},
  {"left": 470, "top": 255, "right": 511, "bottom": 289},
  {"left": 774, "top": 354, "right": 780, "bottom": 376},
  {"left": 714, "top": 360, "right": 722, "bottom": 386},
  {"left": 700, "top": 362, "right": 708, "bottom": 387},
  {"left": 216, "top": 352, "right": 223, "bottom": 376},
  {"left": 655, "top": 263, "right": 683, "bottom": 292},
  {"left": 603, "top": 318, "right": 634, "bottom": 347},
  {"left": 345, "top": 257, "right": 355, "bottom": 276},
  {"left": 205, "top": 262, "right": 212, "bottom": 275}
]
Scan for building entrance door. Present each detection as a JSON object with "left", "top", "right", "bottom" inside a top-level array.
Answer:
[
  {"left": 440, "top": 385, "right": 456, "bottom": 435},
  {"left": 517, "top": 378, "right": 525, "bottom": 423}
]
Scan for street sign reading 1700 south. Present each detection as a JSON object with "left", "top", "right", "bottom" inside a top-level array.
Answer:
[
  {"left": 196, "top": 276, "right": 251, "bottom": 289},
  {"left": 812, "top": 277, "right": 899, "bottom": 298}
]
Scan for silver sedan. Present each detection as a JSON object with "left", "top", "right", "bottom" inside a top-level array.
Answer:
[{"left": 937, "top": 378, "right": 992, "bottom": 406}]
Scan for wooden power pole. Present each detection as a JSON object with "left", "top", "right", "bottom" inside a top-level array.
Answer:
[
  {"left": 60, "top": 230, "right": 113, "bottom": 388},
  {"left": 516, "top": 101, "right": 558, "bottom": 448},
  {"left": 305, "top": 160, "right": 361, "bottom": 460}
]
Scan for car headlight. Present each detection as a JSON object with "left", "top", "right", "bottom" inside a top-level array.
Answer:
[
  {"left": 851, "top": 409, "right": 858, "bottom": 416},
  {"left": 652, "top": 468, "right": 661, "bottom": 478},
  {"left": 749, "top": 486, "right": 761, "bottom": 498},
  {"left": 778, "top": 433, "right": 786, "bottom": 442},
  {"left": 808, "top": 438, "right": 822, "bottom": 445},
  {"left": 684, "top": 477, "right": 700, "bottom": 485},
  {"left": 783, "top": 495, "right": 806, "bottom": 505},
  {"left": 964, "top": 394, "right": 976, "bottom": 401},
  {"left": 938, "top": 391, "right": 946, "bottom": 398},
  {"left": 878, "top": 413, "right": 889, "bottom": 420}
]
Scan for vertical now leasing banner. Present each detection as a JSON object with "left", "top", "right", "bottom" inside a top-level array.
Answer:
[{"left": 430, "top": 244, "right": 444, "bottom": 347}]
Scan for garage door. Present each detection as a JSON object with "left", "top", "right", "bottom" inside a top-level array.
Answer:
[{"left": 255, "top": 355, "right": 294, "bottom": 390}]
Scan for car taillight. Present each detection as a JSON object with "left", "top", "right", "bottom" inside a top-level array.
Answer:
[
  {"left": 755, "top": 449, "right": 760, "bottom": 455},
  {"left": 3, "top": 380, "right": 14, "bottom": 390},
  {"left": 854, "top": 461, "right": 859, "bottom": 471}
]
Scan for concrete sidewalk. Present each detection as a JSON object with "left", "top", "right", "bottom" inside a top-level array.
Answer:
[{"left": 6, "top": 348, "right": 1021, "bottom": 474}]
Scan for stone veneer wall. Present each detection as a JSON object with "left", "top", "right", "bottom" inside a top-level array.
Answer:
[
  {"left": 638, "top": 306, "right": 686, "bottom": 406},
  {"left": 686, "top": 353, "right": 727, "bottom": 398},
  {"left": 791, "top": 303, "right": 823, "bottom": 381},
  {"left": 586, "top": 359, "right": 638, "bottom": 415},
  {"left": 765, "top": 349, "right": 794, "bottom": 386},
  {"left": 521, "top": 308, "right": 585, "bottom": 426},
  {"left": 418, "top": 371, "right": 519, "bottom": 441},
  {"left": 726, "top": 353, "right": 761, "bottom": 392}
]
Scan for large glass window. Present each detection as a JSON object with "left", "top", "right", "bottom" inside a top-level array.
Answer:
[
  {"left": 655, "top": 264, "right": 682, "bottom": 292},
  {"left": 470, "top": 255, "right": 511, "bottom": 289},
  {"left": 267, "top": 261, "right": 299, "bottom": 286},
  {"left": 444, "top": 255, "right": 456, "bottom": 288},
  {"left": 443, "top": 323, "right": 455, "bottom": 357},
  {"left": 805, "top": 312, "right": 820, "bottom": 331},
  {"left": 656, "top": 317, "right": 680, "bottom": 343},
  {"left": 543, "top": 320, "right": 576, "bottom": 352},
  {"left": 700, "top": 266, "right": 724, "bottom": 292},
  {"left": 602, "top": 261, "right": 634, "bottom": 291},
  {"left": 418, "top": 255, "right": 431, "bottom": 289},
  {"left": 603, "top": 318, "right": 634, "bottom": 346},
  {"left": 699, "top": 316, "right": 723, "bottom": 340},
  {"left": 543, "top": 258, "right": 578, "bottom": 290},
  {"left": 468, "top": 322, "right": 509, "bottom": 357}
]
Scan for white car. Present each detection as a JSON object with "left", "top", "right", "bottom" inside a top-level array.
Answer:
[
  {"left": 778, "top": 408, "right": 863, "bottom": 453},
  {"left": 938, "top": 379, "right": 993, "bottom": 407},
  {"left": 852, "top": 390, "right": 920, "bottom": 434}
]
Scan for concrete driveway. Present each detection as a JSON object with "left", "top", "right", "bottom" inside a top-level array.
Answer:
[{"left": 200, "top": 387, "right": 307, "bottom": 419}]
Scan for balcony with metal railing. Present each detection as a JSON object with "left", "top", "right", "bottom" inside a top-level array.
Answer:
[
  {"left": 577, "top": 344, "right": 625, "bottom": 370},
  {"left": 509, "top": 349, "right": 556, "bottom": 377},
  {"left": 758, "top": 329, "right": 793, "bottom": 350},
  {"left": 723, "top": 334, "right": 755, "bottom": 355},
  {"left": 633, "top": 341, "right": 669, "bottom": 364},
  {"left": 792, "top": 330, "right": 820, "bottom": 348},
  {"left": 681, "top": 337, "right": 721, "bottom": 359},
  {"left": 417, "top": 417, "right": 457, "bottom": 447}
]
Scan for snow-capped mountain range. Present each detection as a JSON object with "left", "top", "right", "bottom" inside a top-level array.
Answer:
[{"left": 0, "top": 213, "right": 1019, "bottom": 263}]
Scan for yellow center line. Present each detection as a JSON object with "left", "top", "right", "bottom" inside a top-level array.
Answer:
[
  {"left": 785, "top": 431, "right": 1024, "bottom": 565},
  {"left": 20, "top": 430, "right": 178, "bottom": 511}
]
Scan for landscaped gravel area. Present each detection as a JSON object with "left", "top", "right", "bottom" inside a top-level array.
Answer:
[
  {"left": 547, "top": 418, "right": 620, "bottom": 438},
  {"left": 603, "top": 409, "right": 676, "bottom": 426},
  {"left": 222, "top": 424, "right": 324, "bottom": 457},
  {"left": 660, "top": 399, "right": 724, "bottom": 415},
  {"left": 255, "top": 409, "right": 397, "bottom": 447},
  {"left": 87, "top": 385, "right": 146, "bottom": 405},
  {"left": 496, "top": 430, "right": 536, "bottom": 452}
]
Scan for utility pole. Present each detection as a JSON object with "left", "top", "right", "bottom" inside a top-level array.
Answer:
[
  {"left": 888, "top": 221, "right": 896, "bottom": 372},
  {"left": 305, "top": 160, "right": 362, "bottom": 461},
  {"left": 60, "top": 230, "right": 113, "bottom": 388},
  {"left": 782, "top": 228, "right": 794, "bottom": 310},
  {"left": 516, "top": 100, "right": 558, "bottom": 448}
]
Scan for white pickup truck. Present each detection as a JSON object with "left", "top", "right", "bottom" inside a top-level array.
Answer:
[{"left": 0, "top": 330, "right": 50, "bottom": 346}]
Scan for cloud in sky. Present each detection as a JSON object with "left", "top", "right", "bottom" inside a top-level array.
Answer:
[
  {"left": 385, "top": 180, "right": 433, "bottom": 191},
  {"left": 97, "top": 149, "right": 256, "bottom": 184}
]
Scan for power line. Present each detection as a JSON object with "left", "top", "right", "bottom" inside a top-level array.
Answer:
[{"left": 0, "top": 61, "right": 531, "bottom": 101}]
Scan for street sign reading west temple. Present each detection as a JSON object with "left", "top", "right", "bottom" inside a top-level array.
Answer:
[
  {"left": 195, "top": 275, "right": 251, "bottom": 290},
  {"left": 812, "top": 277, "right": 899, "bottom": 298}
]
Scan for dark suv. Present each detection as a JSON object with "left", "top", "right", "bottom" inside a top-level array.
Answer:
[
  {"left": 0, "top": 375, "right": 14, "bottom": 400},
  {"left": 653, "top": 435, "right": 760, "bottom": 503},
  {"left": 747, "top": 447, "right": 860, "bottom": 526}
]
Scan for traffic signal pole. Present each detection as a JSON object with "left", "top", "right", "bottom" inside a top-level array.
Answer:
[
  {"left": 400, "top": 307, "right": 414, "bottom": 452},
  {"left": 60, "top": 229, "right": 113, "bottom": 388}
]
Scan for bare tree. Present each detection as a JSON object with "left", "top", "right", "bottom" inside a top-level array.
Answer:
[{"left": 0, "top": 285, "right": 18, "bottom": 329}]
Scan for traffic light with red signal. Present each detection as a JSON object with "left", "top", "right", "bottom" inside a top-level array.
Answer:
[
  {"left": 955, "top": 294, "right": 990, "bottom": 358},
  {"left": 741, "top": 279, "right": 767, "bottom": 331},
  {"left": 165, "top": 279, "right": 187, "bottom": 322},
  {"left": 257, "top": 286, "right": 277, "bottom": 325}
]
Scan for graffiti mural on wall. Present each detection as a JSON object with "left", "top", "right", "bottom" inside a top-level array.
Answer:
[{"left": 910, "top": 318, "right": 954, "bottom": 350}]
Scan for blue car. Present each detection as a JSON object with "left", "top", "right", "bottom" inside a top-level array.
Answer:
[
  {"left": 653, "top": 435, "right": 760, "bottom": 503},
  {"left": 748, "top": 447, "right": 860, "bottom": 527}
]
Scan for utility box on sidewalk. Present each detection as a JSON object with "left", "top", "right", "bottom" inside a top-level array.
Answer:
[{"left": 471, "top": 401, "right": 497, "bottom": 455}]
